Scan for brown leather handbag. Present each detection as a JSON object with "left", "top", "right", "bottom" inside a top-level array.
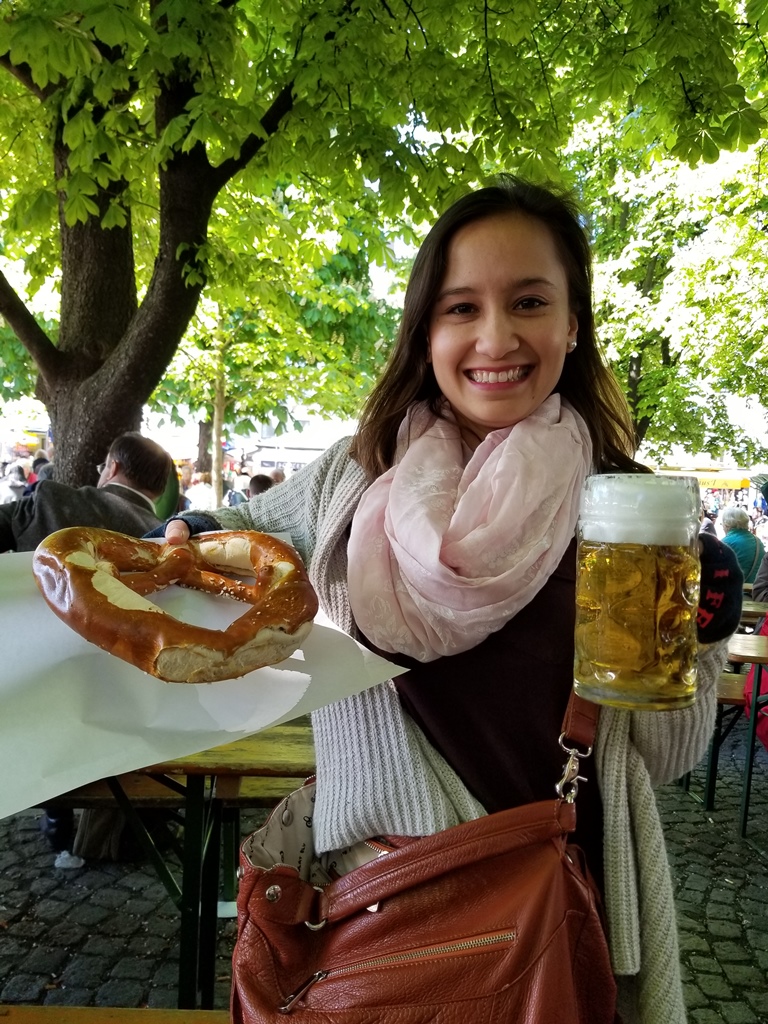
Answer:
[{"left": 231, "top": 693, "right": 617, "bottom": 1023}]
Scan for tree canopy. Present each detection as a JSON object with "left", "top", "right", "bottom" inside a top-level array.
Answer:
[{"left": 0, "top": 0, "right": 766, "bottom": 481}]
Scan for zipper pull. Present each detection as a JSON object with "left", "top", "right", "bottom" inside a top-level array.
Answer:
[{"left": 278, "top": 970, "right": 329, "bottom": 1014}]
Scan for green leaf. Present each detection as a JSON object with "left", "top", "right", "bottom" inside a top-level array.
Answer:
[
  {"left": 63, "top": 191, "right": 99, "bottom": 226},
  {"left": 746, "top": 0, "right": 768, "bottom": 26},
  {"left": 101, "top": 200, "right": 128, "bottom": 229}
]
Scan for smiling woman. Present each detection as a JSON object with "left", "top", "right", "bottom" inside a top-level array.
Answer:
[{"left": 157, "top": 175, "right": 742, "bottom": 1024}]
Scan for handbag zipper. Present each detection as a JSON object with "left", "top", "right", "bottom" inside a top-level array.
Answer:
[{"left": 277, "top": 929, "right": 517, "bottom": 1013}]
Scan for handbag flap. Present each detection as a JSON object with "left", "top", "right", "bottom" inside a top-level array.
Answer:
[{"left": 321, "top": 798, "right": 575, "bottom": 923}]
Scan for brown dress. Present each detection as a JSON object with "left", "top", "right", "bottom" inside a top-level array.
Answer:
[{"left": 383, "top": 537, "right": 605, "bottom": 890}]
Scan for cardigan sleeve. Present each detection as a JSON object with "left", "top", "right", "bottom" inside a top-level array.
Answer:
[
  {"left": 625, "top": 638, "right": 728, "bottom": 787},
  {"left": 212, "top": 437, "right": 355, "bottom": 567}
]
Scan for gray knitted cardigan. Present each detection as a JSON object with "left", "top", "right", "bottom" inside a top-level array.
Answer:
[{"left": 213, "top": 437, "right": 728, "bottom": 1024}]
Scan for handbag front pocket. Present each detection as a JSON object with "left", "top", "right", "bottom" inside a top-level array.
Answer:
[{"left": 278, "top": 929, "right": 519, "bottom": 1012}]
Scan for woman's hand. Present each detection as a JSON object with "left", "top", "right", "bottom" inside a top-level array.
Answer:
[{"left": 165, "top": 519, "right": 191, "bottom": 546}]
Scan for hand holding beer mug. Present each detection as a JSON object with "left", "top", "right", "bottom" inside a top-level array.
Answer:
[{"left": 574, "top": 474, "right": 701, "bottom": 710}]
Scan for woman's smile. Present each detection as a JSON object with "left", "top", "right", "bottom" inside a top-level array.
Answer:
[{"left": 465, "top": 366, "right": 531, "bottom": 384}]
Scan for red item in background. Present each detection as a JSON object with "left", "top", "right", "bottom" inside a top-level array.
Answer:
[{"left": 743, "top": 613, "right": 768, "bottom": 752}]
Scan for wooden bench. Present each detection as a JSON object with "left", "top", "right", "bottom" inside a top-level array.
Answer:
[
  {"left": 681, "top": 671, "right": 747, "bottom": 810},
  {"left": 0, "top": 1009, "right": 229, "bottom": 1023},
  {"left": 43, "top": 771, "right": 306, "bottom": 810}
]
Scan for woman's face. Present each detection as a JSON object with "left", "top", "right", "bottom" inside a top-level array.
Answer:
[{"left": 427, "top": 212, "right": 578, "bottom": 447}]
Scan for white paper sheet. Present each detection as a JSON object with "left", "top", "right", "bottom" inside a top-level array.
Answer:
[{"left": 0, "top": 550, "right": 405, "bottom": 819}]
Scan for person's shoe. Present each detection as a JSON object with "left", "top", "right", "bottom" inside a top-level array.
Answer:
[{"left": 54, "top": 850, "right": 85, "bottom": 869}]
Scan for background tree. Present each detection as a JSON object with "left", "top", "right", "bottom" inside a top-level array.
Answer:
[
  {"left": 0, "top": 0, "right": 760, "bottom": 483},
  {"left": 152, "top": 215, "right": 400, "bottom": 499},
  {"left": 570, "top": 120, "right": 768, "bottom": 464}
]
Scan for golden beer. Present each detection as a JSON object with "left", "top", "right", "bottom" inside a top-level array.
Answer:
[
  {"left": 574, "top": 540, "right": 700, "bottom": 709},
  {"left": 573, "top": 474, "right": 701, "bottom": 711}
]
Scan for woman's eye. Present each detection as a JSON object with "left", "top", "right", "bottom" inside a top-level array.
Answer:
[
  {"left": 446, "top": 302, "right": 475, "bottom": 315},
  {"left": 516, "top": 297, "right": 545, "bottom": 310}
]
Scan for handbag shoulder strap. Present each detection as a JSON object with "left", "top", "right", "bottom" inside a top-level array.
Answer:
[
  {"left": 561, "top": 689, "right": 599, "bottom": 749},
  {"left": 556, "top": 690, "right": 598, "bottom": 804}
]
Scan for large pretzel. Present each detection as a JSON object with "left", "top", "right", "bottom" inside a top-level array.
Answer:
[{"left": 32, "top": 527, "right": 318, "bottom": 683}]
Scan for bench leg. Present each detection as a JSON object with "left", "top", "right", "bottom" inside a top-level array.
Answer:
[
  {"left": 105, "top": 778, "right": 182, "bottom": 907},
  {"left": 740, "top": 664, "right": 764, "bottom": 837},
  {"left": 178, "top": 774, "right": 207, "bottom": 1009},
  {"left": 221, "top": 807, "right": 240, "bottom": 903},
  {"left": 703, "top": 704, "right": 725, "bottom": 810},
  {"left": 198, "top": 796, "right": 223, "bottom": 1009}
]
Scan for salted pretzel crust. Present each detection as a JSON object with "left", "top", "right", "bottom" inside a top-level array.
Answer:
[{"left": 32, "top": 527, "right": 318, "bottom": 683}]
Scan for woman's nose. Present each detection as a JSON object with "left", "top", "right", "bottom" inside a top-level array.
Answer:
[{"left": 474, "top": 311, "right": 520, "bottom": 357}]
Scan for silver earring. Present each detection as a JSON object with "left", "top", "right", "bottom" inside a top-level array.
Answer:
[{"left": 566, "top": 339, "right": 577, "bottom": 353}]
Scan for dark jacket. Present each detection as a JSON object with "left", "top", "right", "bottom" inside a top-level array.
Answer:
[
  {"left": 0, "top": 481, "right": 161, "bottom": 552},
  {"left": 753, "top": 550, "right": 768, "bottom": 603}
]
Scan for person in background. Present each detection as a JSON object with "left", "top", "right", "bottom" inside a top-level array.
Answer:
[
  {"left": 0, "top": 432, "right": 172, "bottom": 867},
  {"left": 183, "top": 471, "right": 216, "bottom": 510},
  {"left": 24, "top": 455, "right": 49, "bottom": 491},
  {"left": 155, "top": 176, "right": 741, "bottom": 1024},
  {"left": 699, "top": 506, "right": 718, "bottom": 536},
  {"left": 247, "top": 474, "right": 274, "bottom": 496},
  {"left": 0, "top": 465, "right": 27, "bottom": 505},
  {"left": 721, "top": 506, "right": 764, "bottom": 585},
  {"left": 224, "top": 485, "right": 247, "bottom": 505},
  {"left": 22, "top": 458, "right": 54, "bottom": 496},
  {"left": 750, "top": 548, "right": 768, "bottom": 602},
  {"left": 0, "top": 432, "right": 171, "bottom": 554},
  {"left": 269, "top": 468, "right": 286, "bottom": 484}
]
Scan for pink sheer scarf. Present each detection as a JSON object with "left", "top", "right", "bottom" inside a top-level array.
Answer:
[{"left": 347, "top": 395, "right": 593, "bottom": 662}]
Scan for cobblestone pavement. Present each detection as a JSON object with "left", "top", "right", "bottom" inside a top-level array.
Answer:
[{"left": 1, "top": 715, "right": 767, "bottom": 1019}]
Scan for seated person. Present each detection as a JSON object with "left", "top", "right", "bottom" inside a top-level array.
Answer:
[{"left": 721, "top": 506, "right": 764, "bottom": 585}]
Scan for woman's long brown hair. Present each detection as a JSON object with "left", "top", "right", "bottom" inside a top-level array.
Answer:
[{"left": 351, "top": 175, "right": 646, "bottom": 480}]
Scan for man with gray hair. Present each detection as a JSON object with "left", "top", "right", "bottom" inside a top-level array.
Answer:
[{"left": 721, "top": 505, "right": 764, "bottom": 585}]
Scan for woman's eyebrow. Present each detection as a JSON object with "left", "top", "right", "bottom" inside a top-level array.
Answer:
[{"left": 435, "top": 277, "right": 558, "bottom": 302}]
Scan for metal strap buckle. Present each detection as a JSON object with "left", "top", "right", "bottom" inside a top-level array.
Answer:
[
  {"left": 304, "top": 886, "right": 327, "bottom": 931},
  {"left": 555, "top": 733, "right": 593, "bottom": 803}
]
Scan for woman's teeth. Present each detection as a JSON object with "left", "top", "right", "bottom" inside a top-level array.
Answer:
[{"left": 467, "top": 368, "right": 528, "bottom": 383}]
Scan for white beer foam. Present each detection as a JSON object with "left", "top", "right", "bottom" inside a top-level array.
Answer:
[{"left": 579, "top": 474, "right": 698, "bottom": 546}]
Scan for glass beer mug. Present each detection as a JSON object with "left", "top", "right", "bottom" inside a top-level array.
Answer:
[{"left": 573, "top": 474, "right": 701, "bottom": 711}]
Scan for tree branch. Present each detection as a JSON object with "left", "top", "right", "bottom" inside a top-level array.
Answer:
[
  {"left": 211, "top": 80, "right": 295, "bottom": 189},
  {"left": 532, "top": 31, "right": 558, "bottom": 133},
  {"left": 0, "top": 52, "right": 59, "bottom": 100},
  {"left": 402, "top": 0, "right": 428, "bottom": 46},
  {"left": 483, "top": 1, "right": 501, "bottom": 119},
  {"left": 679, "top": 73, "right": 699, "bottom": 114},
  {"left": 0, "top": 270, "right": 62, "bottom": 382}
]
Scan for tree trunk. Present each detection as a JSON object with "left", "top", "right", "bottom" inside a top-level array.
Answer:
[
  {"left": 0, "top": 14, "right": 290, "bottom": 487},
  {"left": 7, "top": 72, "right": 220, "bottom": 487},
  {"left": 197, "top": 420, "right": 212, "bottom": 473},
  {"left": 212, "top": 372, "right": 226, "bottom": 507}
]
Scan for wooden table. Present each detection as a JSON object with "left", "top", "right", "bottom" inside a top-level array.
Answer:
[
  {"left": 48, "top": 719, "right": 315, "bottom": 1010},
  {"left": 726, "top": 633, "right": 768, "bottom": 836},
  {"left": 739, "top": 599, "right": 768, "bottom": 628}
]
